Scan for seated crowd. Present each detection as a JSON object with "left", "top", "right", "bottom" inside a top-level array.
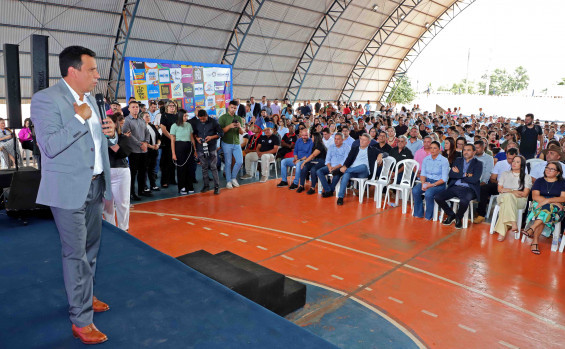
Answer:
[{"left": 3, "top": 96, "right": 565, "bottom": 255}]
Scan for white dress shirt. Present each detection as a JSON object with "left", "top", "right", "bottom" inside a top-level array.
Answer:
[{"left": 63, "top": 80, "right": 104, "bottom": 175}]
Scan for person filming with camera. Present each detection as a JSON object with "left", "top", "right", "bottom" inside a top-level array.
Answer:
[{"left": 193, "top": 109, "right": 223, "bottom": 194}]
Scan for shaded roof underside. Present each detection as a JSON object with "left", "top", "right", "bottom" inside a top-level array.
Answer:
[{"left": 0, "top": 0, "right": 459, "bottom": 102}]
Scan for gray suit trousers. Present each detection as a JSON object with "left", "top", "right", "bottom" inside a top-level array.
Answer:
[{"left": 50, "top": 175, "right": 105, "bottom": 328}]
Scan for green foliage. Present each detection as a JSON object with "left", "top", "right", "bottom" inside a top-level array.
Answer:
[
  {"left": 483, "top": 66, "right": 530, "bottom": 95},
  {"left": 386, "top": 76, "right": 416, "bottom": 104},
  {"left": 557, "top": 78, "right": 565, "bottom": 86}
]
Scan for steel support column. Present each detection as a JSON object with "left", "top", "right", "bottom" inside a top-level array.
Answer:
[
  {"left": 284, "top": 0, "right": 352, "bottom": 104},
  {"left": 339, "top": 0, "right": 421, "bottom": 103},
  {"left": 381, "top": 0, "right": 476, "bottom": 104},
  {"left": 105, "top": 0, "right": 141, "bottom": 100},
  {"left": 221, "top": 0, "right": 266, "bottom": 66}
]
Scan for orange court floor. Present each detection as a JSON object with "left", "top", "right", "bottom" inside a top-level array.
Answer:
[{"left": 129, "top": 179, "right": 565, "bottom": 348}]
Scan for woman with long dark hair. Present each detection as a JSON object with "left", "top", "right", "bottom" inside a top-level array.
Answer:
[
  {"left": 523, "top": 161, "right": 565, "bottom": 254},
  {"left": 159, "top": 101, "right": 179, "bottom": 188},
  {"left": 18, "top": 118, "right": 35, "bottom": 151},
  {"left": 297, "top": 132, "right": 327, "bottom": 195},
  {"left": 170, "top": 109, "right": 196, "bottom": 195},
  {"left": 493, "top": 155, "right": 532, "bottom": 241},
  {"left": 442, "top": 136, "right": 461, "bottom": 166}
]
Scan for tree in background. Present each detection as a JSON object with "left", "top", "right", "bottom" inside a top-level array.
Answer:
[
  {"left": 480, "top": 66, "right": 529, "bottom": 95},
  {"left": 386, "top": 76, "right": 416, "bottom": 104},
  {"left": 557, "top": 78, "right": 565, "bottom": 86}
]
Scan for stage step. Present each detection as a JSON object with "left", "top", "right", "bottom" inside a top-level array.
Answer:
[
  {"left": 273, "top": 277, "right": 307, "bottom": 317},
  {"left": 215, "top": 251, "right": 284, "bottom": 309},
  {"left": 176, "top": 250, "right": 259, "bottom": 302},
  {"left": 177, "top": 250, "right": 306, "bottom": 317}
]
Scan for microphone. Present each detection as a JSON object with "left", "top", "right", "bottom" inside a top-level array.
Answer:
[
  {"left": 95, "top": 93, "right": 106, "bottom": 120},
  {"left": 95, "top": 93, "right": 111, "bottom": 138}
]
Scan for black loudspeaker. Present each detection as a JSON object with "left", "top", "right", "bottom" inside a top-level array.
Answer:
[
  {"left": 3, "top": 44, "right": 22, "bottom": 129},
  {"left": 5, "top": 170, "right": 42, "bottom": 211},
  {"left": 31, "top": 35, "right": 49, "bottom": 94}
]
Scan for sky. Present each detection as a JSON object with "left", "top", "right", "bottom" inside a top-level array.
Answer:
[{"left": 407, "top": 0, "right": 565, "bottom": 93}]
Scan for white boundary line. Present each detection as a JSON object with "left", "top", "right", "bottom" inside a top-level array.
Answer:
[
  {"left": 131, "top": 210, "right": 565, "bottom": 332},
  {"left": 290, "top": 277, "right": 426, "bottom": 349}
]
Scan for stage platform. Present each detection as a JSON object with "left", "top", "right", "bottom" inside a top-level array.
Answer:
[{"left": 0, "top": 211, "right": 336, "bottom": 348}]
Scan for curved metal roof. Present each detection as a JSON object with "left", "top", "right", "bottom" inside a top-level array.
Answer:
[{"left": 0, "top": 0, "right": 473, "bottom": 103}]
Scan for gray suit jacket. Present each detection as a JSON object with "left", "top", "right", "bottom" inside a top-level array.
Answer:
[{"left": 31, "top": 79, "right": 113, "bottom": 209}]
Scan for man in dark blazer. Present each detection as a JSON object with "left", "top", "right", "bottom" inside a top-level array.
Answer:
[
  {"left": 31, "top": 46, "right": 116, "bottom": 344},
  {"left": 434, "top": 143, "right": 483, "bottom": 229},
  {"left": 336, "top": 133, "right": 387, "bottom": 205},
  {"left": 249, "top": 96, "right": 262, "bottom": 117},
  {"left": 236, "top": 98, "right": 246, "bottom": 117}
]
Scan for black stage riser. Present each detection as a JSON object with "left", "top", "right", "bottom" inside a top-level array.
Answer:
[{"left": 177, "top": 250, "right": 306, "bottom": 316}]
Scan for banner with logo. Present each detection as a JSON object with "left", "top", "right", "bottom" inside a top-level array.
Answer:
[{"left": 125, "top": 57, "right": 233, "bottom": 117}]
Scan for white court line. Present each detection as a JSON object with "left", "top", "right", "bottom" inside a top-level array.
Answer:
[
  {"left": 256, "top": 246, "right": 268, "bottom": 250},
  {"left": 421, "top": 310, "right": 438, "bottom": 318},
  {"left": 306, "top": 265, "right": 319, "bottom": 271},
  {"left": 331, "top": 275, "right": 344, "bottom": 280},
  {"left": 458, "top": 324, "right": 476, "bottom": 333},
  {"left": 186, "top": 222, "right": 195, "bottom": 225},
  {"left": 498, "top": 340, "right": 519, "bottom": 349},
  {"left": 388, "top": 297, "right": 404, "bottom": 304},
  {"left": 237, "top": 239, "right": 247, "bottom": 243},
  {"left": 131, "top": 210, "right": 565, "bottom": 332},
  {"left": 171, "top": 218, "right": 179, "bottom": 221},
  {"left": 203, "top": 227, "right": 212, "bottom": 231},
  {"left": 219, "top": 233, "right": 229, "bottom": 237},
  {"left": 365, "top": 287, "right": 373, "bottom": 291},
  {"left": 281, "top": 255, "right": 294, "bottom": 261},
  {"left": 290, "top": 277, "right": 426, "bottom": 349}
]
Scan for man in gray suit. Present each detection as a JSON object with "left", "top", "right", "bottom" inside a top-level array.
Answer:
[{"left": 31, "top": 46, "right": 116, "bottom": 345}]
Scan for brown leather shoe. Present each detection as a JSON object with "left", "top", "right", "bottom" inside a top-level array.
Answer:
[
  {"left": 72, "top": 323, "right": 108, "bottom": 344},
  {"left": 93, "top": 296, "right": 110, "bottom": 313},
  {"left": 473, "top": 215, "right": 485, "bottom": 224}
]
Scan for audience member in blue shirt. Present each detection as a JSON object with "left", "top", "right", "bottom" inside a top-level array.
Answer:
[
  {"left": 412, "top": 141, "right": 450, "bottom": 220},
  {"left": 317, "top": 132, "right": 351, "bottom": 197},
  {"left": 278, "top": 128, "right": 312, "bottom": 189}
]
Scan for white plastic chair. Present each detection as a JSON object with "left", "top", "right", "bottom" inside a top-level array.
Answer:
[
  {"left": 438, "top": 198, "right": 476, "bottom": 228},
  {"left": 521, "top": 221, "right": 562, "bottom": 252},
  {"left": 384, "top": 159, "right": 419, "bottom": 214},
  {"left": 362, "top": 157, "right": 396, "bottom": 208},
  {"left": 488, "top": 202, "right": 525, "bottom": 239},
  {"left": 559, "top": 229, "right": 565, "bottom": 253},
  {"left": 485, "top": 195, "right": 499, "bottom": 219},
  {"left": 254, "top": 158, "right": 278, "bottom": 179}
]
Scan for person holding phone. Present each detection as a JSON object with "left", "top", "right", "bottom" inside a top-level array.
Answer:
[{"left": 218, "top": 100, "right": 245, "bottom": 189}]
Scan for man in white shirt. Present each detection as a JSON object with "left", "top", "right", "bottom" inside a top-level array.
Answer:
[
  {"left": 30, "top": 46, "right": 116, "bottom": 345},
  {"left": 322, "top": 127, "right": 334, "bottom": 149}
]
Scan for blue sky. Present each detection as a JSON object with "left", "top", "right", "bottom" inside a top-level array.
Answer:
[{"left": 407, "top": 0, "right": 565, "bottom": 92}]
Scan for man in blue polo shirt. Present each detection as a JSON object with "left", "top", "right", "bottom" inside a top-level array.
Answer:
[
  {"left": 317, "top": 132, "right": 350, "bottom": 197},
  {"left": 277, "top": 128, "right": 312, "bottom": 189}
]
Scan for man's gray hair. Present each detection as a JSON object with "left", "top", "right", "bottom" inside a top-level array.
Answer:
[
  {"left": 423, "top": 135, "right": 433, "bottom": 141},
  {"left": 361, "top": 133, "right": 371, "bottom": 140},
  {"left": 334, "top": 132, "right": 343, "bottom": 138},
  {"left": 398, "top": 135, "right": 408, "bottom": 142}
]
